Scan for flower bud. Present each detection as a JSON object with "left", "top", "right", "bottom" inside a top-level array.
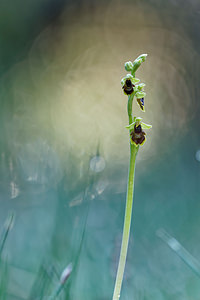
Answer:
[
  {"left": 135, "top": 54, "right": 147, "bottom": 62},
  {"left": 131, "top": 54, "right": 147, "bottom": 73},
  {"left": 124, "top": 61, "right": 133, "bottom": 72}
]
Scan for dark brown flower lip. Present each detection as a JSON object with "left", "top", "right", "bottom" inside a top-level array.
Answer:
[
  {"left": 130, "top": 124, "right": 146, "bottom": 145},
  {"left": 122, "top": 79, "right": 135, "bottom": 95}
]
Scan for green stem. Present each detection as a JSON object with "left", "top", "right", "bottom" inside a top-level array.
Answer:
[
  {"left": 127, "top": 94, "right": 134, "bottom": 124},
  {"left": 112, "top": 94, "right": 138, "bottom": 300}
]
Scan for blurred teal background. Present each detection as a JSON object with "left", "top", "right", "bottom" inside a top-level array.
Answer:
[{"left": 0, "top": 0, "right": 200, "bottom": 299}]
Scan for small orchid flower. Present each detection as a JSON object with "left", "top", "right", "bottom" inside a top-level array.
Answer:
[
  {"left": 121, "top": 73, "right": 146, "bottom": 111},
  {"left": 135, "top": 87, "right": 146, "bottom": 111},
  {"left": 121, "top": 74, "right": 140, "bottom": 95},
  {"left": 126, "top": 117, "right": 152, "bottom": 146}
]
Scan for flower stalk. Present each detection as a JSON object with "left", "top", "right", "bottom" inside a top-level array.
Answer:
[
  {"left": 112, "top": 54, "right": 151, "bottom": 300},
  {"left": 112, "top": 142, "right": 138, "bottom": 300}
]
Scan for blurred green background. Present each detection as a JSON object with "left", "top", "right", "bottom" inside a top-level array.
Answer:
[{"left": 0, "top": 0, "right": 200, "bottom": 299}]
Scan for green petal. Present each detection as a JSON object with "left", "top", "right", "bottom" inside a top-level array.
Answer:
[
  {"left": 141, "top": 122, "right": 152, "bottom": 129},
  {"left": 125, "top": 122, "right": 136, "bottom": 130}
]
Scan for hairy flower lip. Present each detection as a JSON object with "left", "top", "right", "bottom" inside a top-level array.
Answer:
[
  {"left": 122, "top": 79, "right": 135, "bottom": 95},
  {"left": 130, "top": 124, "right": 146, "bottom": 145}
]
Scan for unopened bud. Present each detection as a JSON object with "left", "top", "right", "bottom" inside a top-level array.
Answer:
[
  {"left": 135, "top": 54, "right": 147, "bottom": 62},
  {"left": 124, "top": 61, "right": 133, "bottom": 72}
]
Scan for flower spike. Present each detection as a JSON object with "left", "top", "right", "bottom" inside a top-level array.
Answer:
[{"left": 112, "top": 54, "right": 151, "bottom": 300}]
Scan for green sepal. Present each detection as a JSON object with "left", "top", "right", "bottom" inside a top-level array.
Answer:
[
  {"left": 125, "top": 117, "right": 142, "bottom": 129},
  {"left": 121, "top": 74, "right": 140, "bottom": 86},
  {"left": 136, "top": 83, "right": 146, "bottom": 90},
  {"left": 134, "top": 117, "right": 142, "bottom": 123},
  {"left": 131, "top": 78, "right": 140, "bottom": 84},
  {"left": 126, "top": 118, "right": 152, "bottom": 130},
  {"left": 125, "top": 122, "right": 135, "bottom": 130},
  {"left": 136, "top": 91, "right": 146, "bottom": 98}
]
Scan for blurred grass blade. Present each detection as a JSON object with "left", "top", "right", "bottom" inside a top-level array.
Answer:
[
  {"left": 65, "top": 152, "right": 100, "bottom": 299},
  {"left": 48, "top": 263, "right": 72, "bottom": 300},
  {"left": 29, "top": 263, "right": 56, "bottom": 300},
  {"left": 0, "top": 259, "right": 9, "bottom": 300},
  {"left": 157, "top": 228, "right": 200, "bottom": 278},
  {"left": 0, "top": 212, "right": 15, "bottom": 257}
]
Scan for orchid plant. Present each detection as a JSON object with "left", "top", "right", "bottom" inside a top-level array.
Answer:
[{"left": 112, "top": 54, "right": 152, "bottom": 300}]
